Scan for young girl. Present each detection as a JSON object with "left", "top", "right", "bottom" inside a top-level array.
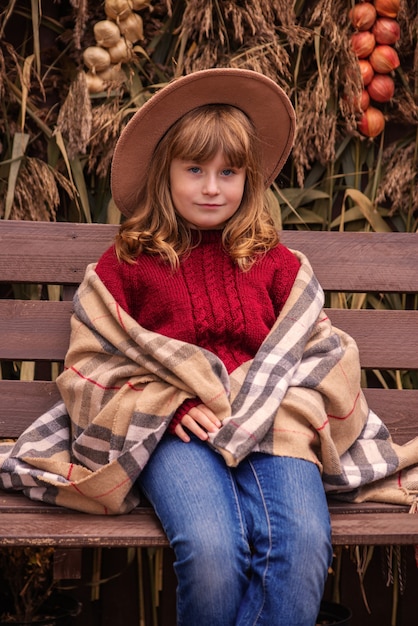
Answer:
[{"left": 95, "top": 68, "right": 332, "bottom": 625}]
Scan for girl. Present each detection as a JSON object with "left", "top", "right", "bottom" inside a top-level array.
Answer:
[{"left": 95, "top": 68, "right": 332, "bottom": 625}]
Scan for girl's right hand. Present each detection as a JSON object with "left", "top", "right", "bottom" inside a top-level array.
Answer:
[{"left": 174, "top": 404, "right": 222, "bottom": 443}]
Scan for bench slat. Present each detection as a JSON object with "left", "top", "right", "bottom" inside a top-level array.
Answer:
[
  {"left": 329, "top": 513, "right": 418, "bottom": 545},
  {"left": 329, "top": 309, "right": 418, "bottom": 369},
  {"left": 0, "top": 511, "right": 168, "bottom": 547},
  {"left": 2, "top": 301, "right": 418, "bottom": 369},
  {"left": 1, "top": 222, "right": 418, "bottom": 292},
  {"left": 0, "top": 221, "right": 117, "bottom": 285},
  {"left": 282, "top": 231, "right": 418, "bottom": 293},
  {"left": 0, "top": 382, "right": 417, "bottom": 443},
  {"left": 0, "top": 300, "right": 72, "bottom": 360},
  {"left": 0, "top": 507, "right": 415, "bottom": 547},
  {"left": 0, "top": 381, "right": 62, "bottom": 436}
]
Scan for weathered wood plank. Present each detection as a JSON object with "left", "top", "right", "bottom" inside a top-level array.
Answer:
[
  {"left": 0, "top": 512, "right": 168, "bottom": 547},
  {"left": 0, "top": 221, "right": 117, "bottom": 284},
  {"left": 2, "top": 302, "right": 418, "bottom": 370},
  {"left": 0, "top": 507, "right": 415, "bottom": 547},
  {"left": 0, "top": 301, "right": 72, "bottom": 360},
  {"left": 1, "top": 384, "right": 417, "bottom": 443},
  {"left": 1, "top": 222, "right": 418, "bottom": 292},
  {"left": 330, "top": 513, "right": 418, "bottom": 545},
  {"left": 0, "top": 381, "right": 62, "bottom": 436}
]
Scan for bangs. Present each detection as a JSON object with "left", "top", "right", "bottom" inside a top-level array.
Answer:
[{"left": 169, "top": 104, "right": 255, "bottom": 168}]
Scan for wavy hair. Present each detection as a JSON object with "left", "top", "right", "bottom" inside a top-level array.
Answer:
[{"left": 115, "top": 104, "right": 279, "bottom": 270}]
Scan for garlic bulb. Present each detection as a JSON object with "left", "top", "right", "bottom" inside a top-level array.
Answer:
[
  {"left": 85, "top": 72, "right": 107, "bottom": 94},
  {"left": 105, "top": 0, "right": 132, "bottom": 22},
  {"left": 97, "top": 64, "right": 126, "bottom": 84},
  {"left": 108, "top": 38, "right": 134, "bottom": 64},
  {"left": 118, "top": 12, "right": 144, "bottom": 42},
  {"left": 83, "top": 46, "right": 112, "bottom": 74},
  {"left": 93, "top": 20, "right": 121, "bottom": 48}
]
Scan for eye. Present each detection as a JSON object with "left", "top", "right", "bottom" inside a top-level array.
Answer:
[
  {"left": 188, "top": 166, "right": 201, "bottom": 174},
  {"left": 221, "top": 168, "right": 235, "bottom": 176}
]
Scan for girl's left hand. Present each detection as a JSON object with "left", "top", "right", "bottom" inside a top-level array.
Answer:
[{"left": 174, "top": 404, "right": 222, "bottom": 443}]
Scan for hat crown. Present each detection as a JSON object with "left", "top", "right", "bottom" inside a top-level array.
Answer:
[{"left": 111, "top": 68, "right": 295, "bottom": 217}]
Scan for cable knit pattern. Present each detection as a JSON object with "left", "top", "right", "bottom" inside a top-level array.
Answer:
[
  {"left": 180, "top": 231, "right": 247, "bottom": 372},
  {"left": 95, "top": 231, "right": 300, "bottom": 375}
]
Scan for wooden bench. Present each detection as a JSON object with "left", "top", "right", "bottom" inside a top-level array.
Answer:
[{"left": 1, "top": 220, "right": 418, "bottom": 551}]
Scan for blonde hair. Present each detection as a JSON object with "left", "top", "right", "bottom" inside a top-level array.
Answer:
[{"left": 116, "top": 104, "right": 279, "bottom": 270}]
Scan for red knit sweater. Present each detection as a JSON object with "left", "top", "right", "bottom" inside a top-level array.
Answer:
[{"left": 95, "top": 230, "right": 300, "bottom": 429}]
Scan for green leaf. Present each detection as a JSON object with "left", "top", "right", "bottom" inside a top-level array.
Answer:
[{"left": 343, "top": 189, "right": 392, "bottom": 232}]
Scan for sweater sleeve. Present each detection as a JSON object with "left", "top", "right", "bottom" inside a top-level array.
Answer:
[{"left": 167, "top": 398, "right": 202, "bottom": 434}]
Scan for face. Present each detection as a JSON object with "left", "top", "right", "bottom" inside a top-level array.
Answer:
[{"left": 169, "top": 150, "right": 246, "bottom": 230}]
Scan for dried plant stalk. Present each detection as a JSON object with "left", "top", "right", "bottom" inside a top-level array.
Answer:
[
  {"left": 0, "top": 157, "right": 75, "bottom": 221},
  {"left": 376, "top": 142, "right": 418, "bottom": 215},
  {"left": 87, "top": 97, "right": 126, "bottom": 178},
  {"left": 56, "top": 71, "right": 93, "bottom": 159}
]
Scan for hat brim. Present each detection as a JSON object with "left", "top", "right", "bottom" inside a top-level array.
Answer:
[{"left": 111, "top": 68, "right": 295, "bottom": 217}]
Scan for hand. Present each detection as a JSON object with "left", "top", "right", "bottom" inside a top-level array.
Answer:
[{"left": 174, "top": 404, "right": 222, "bottom": 443}]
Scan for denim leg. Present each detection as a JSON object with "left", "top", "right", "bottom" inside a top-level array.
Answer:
[
  {"left": 137, "top": 434, "right": 251, "bottom": 626},
  {"left": 234, "top": 455, "right": 332, "bottom": 626}
]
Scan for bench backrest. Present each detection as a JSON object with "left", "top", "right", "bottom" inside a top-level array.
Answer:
[{"left": 1, "top": 221, "right": 418, "bottom": 444}]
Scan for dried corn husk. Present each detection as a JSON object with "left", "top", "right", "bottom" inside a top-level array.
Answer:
[
  {"left": 105, "top": 0, "right": 132, "bottom": 23},
  {"left": 83, "top": 46, "right": 112, "bottom": 73},
  {"left": 118, "top": 12, "right": 144, "bottom": 42},
  {"left": 85, "top": 71, "right": 107, "bottom": 93},
  {"left": 94, "top": 20, "right": 121, "bottom": 48},
  {"left": 108, "top": 37, "right": 133, "bottom": 63}
]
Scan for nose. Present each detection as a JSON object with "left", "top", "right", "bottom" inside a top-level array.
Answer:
[{"left": 202, "top": 173, "right": 219, "bottom": 196}]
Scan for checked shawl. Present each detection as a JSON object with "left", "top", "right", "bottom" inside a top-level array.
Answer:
[{"left": 1, "top": 251, "right": 418, "bottom": 514}]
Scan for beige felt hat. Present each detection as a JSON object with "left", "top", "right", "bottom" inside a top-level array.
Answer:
[{"left": 111, "top": 68, "right": 296, "bottom": 217}]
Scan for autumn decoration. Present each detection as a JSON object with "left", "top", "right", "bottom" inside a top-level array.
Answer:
[
  {"left": 349, "top": 0, "right": 401, "bottom": 137},
  {"left": 83, "top": 0, "right": 149, "bottom": 94}
]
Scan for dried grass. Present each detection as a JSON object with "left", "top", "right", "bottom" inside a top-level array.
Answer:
[
  {"left": 376, "top": 143, "right": 418, "bottom": 216},
  {"left": 56, "top": 71, "right": 92, "bottom": 159},
  {"left": 69, "top": 0, "right": 90, "bottom": 50},
  {"left": 292, "top": 0, "right": 361, "bottom": 185},
  {"left": 0, "top": 157, "right": 75, "bottom": 221},
  {"left": 87, "top": 97, "right": 126, "bottom": 178},
  {"left": 391, "top": 86, "right": 418, "bottom": 126},
  {"left": 0, "top": 0, "right": 416, "bottom": 226},
  {"left": 397, "top": 0, "right": 418, "bottom": 57},
  {"left": 0, "top": 46, "right": 5, "bottom": 104},
  {"left": 177, "top": 0, "right": 293, "bottom": 82}
]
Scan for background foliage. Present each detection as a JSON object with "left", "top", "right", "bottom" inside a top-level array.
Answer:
[{"left": 0, "top": 0, "right": 417, "bottom": 231}]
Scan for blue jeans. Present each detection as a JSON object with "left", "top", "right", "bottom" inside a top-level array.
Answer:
[{"left": 137, "top": 434, "right": 332, "bottom": 626}]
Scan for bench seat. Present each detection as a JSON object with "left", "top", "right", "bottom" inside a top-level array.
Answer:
[{"left": 1, "top": 221, "right": 418, "bottom": 552}]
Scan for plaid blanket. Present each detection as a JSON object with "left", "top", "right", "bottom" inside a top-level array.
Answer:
[{"left": 1, "top": 251, "right": 418, "bottom": 514}]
